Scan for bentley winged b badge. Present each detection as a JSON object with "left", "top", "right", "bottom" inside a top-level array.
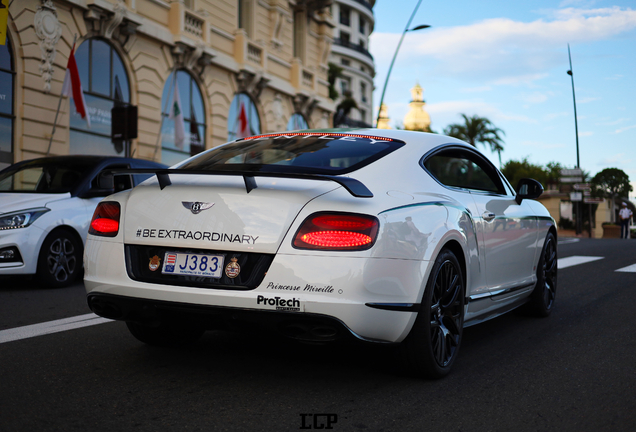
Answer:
[{"left": 182, "top": 201, "right": 215, "bottom": 214}]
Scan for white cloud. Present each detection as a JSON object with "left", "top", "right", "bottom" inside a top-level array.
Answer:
[
  {"left": 578, "top": 131, "right": 594, "bottom": 137},
  {"left": 598, "top": 153, "right": 632, "bottom": 166},
  {"left": 615, "top": 124, "right": 636, "bottom": 134},
  {"left": 460, "top": 86, "right": 492, "bottom": 93},
  {"left": 370, "top": 6, "right": 636, "bottom": 82},
  {"left": 521, "top": 92, "right": 552, "bottom": 104},
  {"left": 595, "top": 117, "right": 629, "bottom": 126},
  {"left": 427, "top": 100, "right": 536, "bottom": 124},
  {"left": 520, "top": 140, "right": 567, "bottom": 149},
  {"left": 545, "top": 112, "right": 570, "bottom": 121},
  {"left": 578, "top": 97, "right": 601, "bottom": 103}
]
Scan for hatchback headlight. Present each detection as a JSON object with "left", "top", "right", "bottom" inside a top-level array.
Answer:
[{"left": 0, "top": 208, "right": 50, "bottom": 230}]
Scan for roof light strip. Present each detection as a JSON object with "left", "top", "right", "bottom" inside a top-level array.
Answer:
[{"left": 242, "top": 132, "right": 394, "bottom": 141}]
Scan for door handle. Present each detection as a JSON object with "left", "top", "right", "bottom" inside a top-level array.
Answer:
[{"left": 482, "top": 211, "right": 496, "bottom": 222}]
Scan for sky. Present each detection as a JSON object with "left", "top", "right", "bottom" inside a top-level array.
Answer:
[{"left": 369, "top": 0, "right": 636, "bottom": 200}]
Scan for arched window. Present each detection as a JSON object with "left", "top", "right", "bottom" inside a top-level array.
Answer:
[
  {"left": 160, "top": 70, "right": 206, "bottom": 166},
  {"left": 228, "top": 93, "right": 260, "bottom": 141},
  {"left": 287, "top": 113, "right": 308, "bottom": 131},
  {"left": 0, "top": 36, "right": 15, "bottom": 169},
  {"left": 71, "top": 39, "right": 130, "bottom": 156}
]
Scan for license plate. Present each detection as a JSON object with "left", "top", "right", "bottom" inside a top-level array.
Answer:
[{"left": 162, "top": 252, "right": 224, "bottom": 278}]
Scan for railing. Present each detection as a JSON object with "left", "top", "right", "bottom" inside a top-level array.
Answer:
[
  {"left": 333, "top": 38, "right": 373, "bottom": 60},
  {"left": 184, "top": 13, "right": 204, "bottom": 39},
  {"left": 302, "top": 70, "right": 314, "bottom": 88},
  {"left": 351, "top": 0, "right": 373, "bottom": 12},
  {"left": 247, "top": 43, "right": 262, "bottom": 65}
]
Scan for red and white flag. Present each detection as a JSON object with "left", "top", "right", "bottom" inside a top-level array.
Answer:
[
  {"left": 62, "top": 44, "right": 90, "bottom": 128},
  {"left": 236, "top": 101, "right": 250, "bottom": 139}
]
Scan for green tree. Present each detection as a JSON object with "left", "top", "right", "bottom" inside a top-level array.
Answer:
[
  {"left": 444, "top": 114, "right": 505, "bottom": 164},
  {"left": 327, "top": 63, "right": 343, "bottom": 101},
  {"left": 501, "top": 158, "right": 548, "bottom": 190},
  {"left": 591, "top": 168, "right": 632, "bottom": 223}
]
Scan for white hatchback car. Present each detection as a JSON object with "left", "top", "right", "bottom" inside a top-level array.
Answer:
[
  {"left": 0, "top": 156, "right": 166, "bottom": 287},
  {"left": 84, "top": 129, "right": 557, "bottom": 378}
]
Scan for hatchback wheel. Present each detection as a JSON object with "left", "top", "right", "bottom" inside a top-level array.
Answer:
[{"left": 37, "top": 229, "right": 82, "bottom": 288}]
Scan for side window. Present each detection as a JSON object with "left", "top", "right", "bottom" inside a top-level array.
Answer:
[{"left": 424, "top": 149, "right": 505, "bottom": 194}]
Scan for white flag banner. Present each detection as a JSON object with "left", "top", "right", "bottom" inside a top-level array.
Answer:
[{"left": 169, "top": 80, "right": 186, "bottom": 149}]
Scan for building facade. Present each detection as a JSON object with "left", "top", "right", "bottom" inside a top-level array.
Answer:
[
  {"left": 329, "top": 0, "right": 374, "bottom": 127},
  {"left": 1, "top": 0, "right": 335, "bottom": 169}
]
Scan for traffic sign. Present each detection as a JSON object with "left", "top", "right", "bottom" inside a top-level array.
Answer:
[
  {"left": 561, "top": 176, "right": 583, "bottom": 183},
  {"left": 573, "top": 183, "right": 591, "bottom": 190},
  {"left": 584, "top": 197, "right": 604, "bottom": 204},
  {"left": 570, "top": 192, "right": 583, "bottom": 202},
  {"left": 561, "top": 168, "right": 583, "bottom": 176}
]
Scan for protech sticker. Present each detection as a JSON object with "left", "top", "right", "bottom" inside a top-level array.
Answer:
[
  {"left": 256, "top": 295, "right": 302, "bottom": 312},
  {"left": 135, "top": 228, "right": 258, "bottom": 244}
]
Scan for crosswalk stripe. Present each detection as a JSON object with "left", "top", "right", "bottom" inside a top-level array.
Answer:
[
  {"left": 616, "top": 264, "right": 636, "bottom": 273},
  {"left": 557, "top": 256, "right": 604, "bottom": 269}
]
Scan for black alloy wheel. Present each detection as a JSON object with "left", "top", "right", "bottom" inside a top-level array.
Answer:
[
  {"left": 402, "top": 248, "right": 464, "bottom": 378},
  {"left": 527, "top": 232, "right": 557, "bottom": 316},
  {"left": 37, "top": 228, "right": 82, "bottom": 288}
]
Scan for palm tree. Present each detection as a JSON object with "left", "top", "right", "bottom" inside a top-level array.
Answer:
[{"left": 444, "top": 114, "right": 505, "bottom": 165}]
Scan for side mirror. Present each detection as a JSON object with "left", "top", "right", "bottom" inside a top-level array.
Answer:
[
  {"left": 515, "top": 178, "right": 544, "bottom": 204},
  {"left": 98, "top": 172, "right": 115, "bottom": 189},
  {"left": 78, "top": 172, "right": 115, "bottom": 198}
]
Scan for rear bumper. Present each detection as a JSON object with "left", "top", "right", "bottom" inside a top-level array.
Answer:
[
  {"left": 88, "top": 292, "right": 360, "bottom": 343},
  {"left": 84, "top": 237, "right": 429, "bottom": 343}
]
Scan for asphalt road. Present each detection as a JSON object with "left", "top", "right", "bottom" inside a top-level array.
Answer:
[{"left": 1, "top": 237, "right": 635, "bottom": 432}]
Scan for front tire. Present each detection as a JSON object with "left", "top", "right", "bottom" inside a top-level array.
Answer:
[
  {"left": 401, "top": 248, "right": 465, "bottom": 379},
  {"left": 37, "top": 228, "right": 82, "bottom": 288}
]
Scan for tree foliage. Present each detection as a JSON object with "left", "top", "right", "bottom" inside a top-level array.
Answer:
[
  {"left": 501, "top": 158, "right": 547, "bottom": 190},
  {"left": 591, "top": 168, "right": 632, "bottom": 199},
  {"left": 444, "top": 114, "right": 505, "bottom": 163},
  {"left": 501, "top": 159, "right": 568, "bottom": 191},
  {"left": 327, "top": 63, "right": 343, "bottom": 101},
  {"left": 591, "top": 168, "right": 632, "bottom": 224}
]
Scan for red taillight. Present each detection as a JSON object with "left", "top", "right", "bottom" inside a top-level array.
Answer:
[
  {"left": 89, "top": 202, "right": 121, "bottom": 237},
  {"left": 293, "top": 213, "right": 379, "bottom": 251}
]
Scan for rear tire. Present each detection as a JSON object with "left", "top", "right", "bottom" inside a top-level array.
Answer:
[
  {"left": 37, "top": 228, "right": 82, "bottom": 288},
  {"left": 126, "top": 321, "right": 205, "bottom": 347},
  {"left": 526, "top": 232, "right": 557, "bottom": 317},
  {"left": 401, "top": 248, "right": 465, "bottom": 379}
]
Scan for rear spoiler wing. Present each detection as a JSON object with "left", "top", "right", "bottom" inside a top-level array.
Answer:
[{"left": 102, "top": 169, "right": 373, "bottom": 198}]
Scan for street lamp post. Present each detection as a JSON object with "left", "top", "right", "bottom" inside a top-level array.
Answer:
[
  {"left": 567, "top": 44, "right": 580, "bottom": 169},
  {"left": 375, "top": 0, "right": 429, "bottom": 127},
  {"left": 567, "top": 44, "right": 582, "bottom": 235}
]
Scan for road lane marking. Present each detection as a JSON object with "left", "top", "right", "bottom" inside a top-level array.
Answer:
[
  {"left": 558, "top": 238, "right": 580, "bottom": 245},
  {"left": 616, "top": 264, "right": 636, "bottom": 273},
  {"left": 557, "top": 256, "right": 604, "bottom": 269},
  {"left": 0, "top": 313, "right": 112, "bottom": 344}
]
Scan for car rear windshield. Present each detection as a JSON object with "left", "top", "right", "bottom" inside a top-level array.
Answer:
[
  {"left": 180, "top": 133, "right": 405, "bottom": 175},
  {"left": 0, "top": 159, "right": 96, "bottom": 193}
]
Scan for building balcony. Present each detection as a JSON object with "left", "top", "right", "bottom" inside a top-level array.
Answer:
[{"left": 333, "top": 38, "right": 373, "bottom": 61}]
